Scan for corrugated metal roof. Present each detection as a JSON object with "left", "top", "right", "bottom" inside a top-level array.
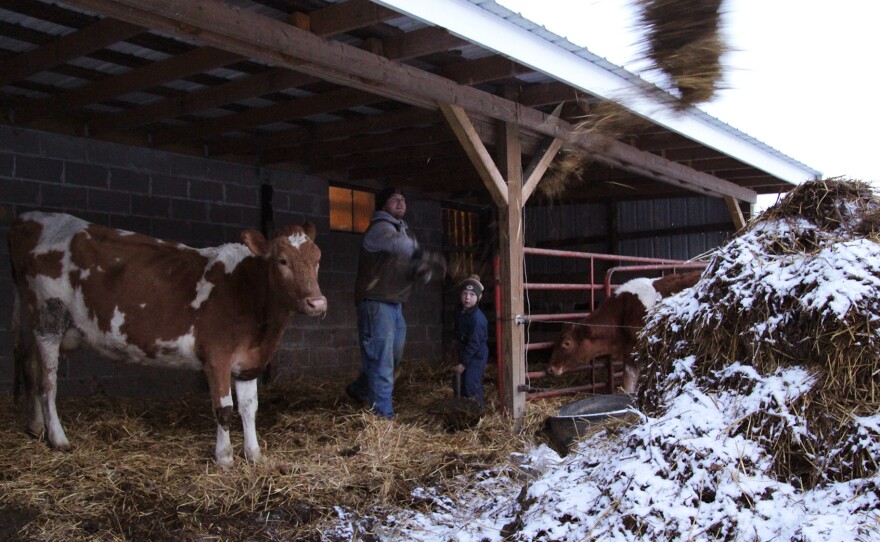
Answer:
[{"left": 437, "top": 0, "right": 820, "bottom": 180}]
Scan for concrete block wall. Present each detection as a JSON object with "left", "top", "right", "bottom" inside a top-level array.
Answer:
[{"left": 0, "top": 125, "right": 444, "bottom": 397}]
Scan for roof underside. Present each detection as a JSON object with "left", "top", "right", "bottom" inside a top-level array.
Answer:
[{"left": 0, "top": 0, "right": 819, "bottom": 206}]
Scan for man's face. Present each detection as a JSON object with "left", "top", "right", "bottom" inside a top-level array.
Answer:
[{"left": 383, "top": 193, "right": 406, "bottom": 219}]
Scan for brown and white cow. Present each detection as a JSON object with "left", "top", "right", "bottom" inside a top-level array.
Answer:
[
  {"left": 546, "top": 271, "right": 701, "bottom": 393},
  {"left": 9, "top": 211, "right": 326, "bottom": 466}
]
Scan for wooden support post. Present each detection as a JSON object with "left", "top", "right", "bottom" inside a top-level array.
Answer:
[
  {"left": 522, "top": 136, "right": 564, "bottom": 204},
  {"left": 441, "top": 98, "right": 526, "bottom": 430},
  {"left": 724, "top": 196, "right": 747, "bottom": 230},
  {"left": 439, "top": 103, "right": 508, "bottom": 207},
  {"left": 497, "top": 98, "right": 526, "bottom": 430}
]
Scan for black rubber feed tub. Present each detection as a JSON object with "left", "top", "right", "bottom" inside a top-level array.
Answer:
[{"left": 547, "top": 393, "right": 637, "bottom": 453}]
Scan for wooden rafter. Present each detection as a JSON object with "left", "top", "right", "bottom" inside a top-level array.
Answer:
[
  {"left": 59, "top": 0, "right": 758, "bottom": 203},
  {"left": 0, "top": 19, "right": 145, "bottom": 86}
]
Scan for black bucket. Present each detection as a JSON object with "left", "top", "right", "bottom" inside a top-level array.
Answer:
[{"left": 546, "top": 393, "right": 636, "bottom": 453}]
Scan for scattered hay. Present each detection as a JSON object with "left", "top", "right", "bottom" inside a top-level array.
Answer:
[
  {"left": 540, "top": 0, "right": 727, "bottom": 199},
  {"left": 637, "top": 178, "right": 880, "bottom": 488},
  {"left": 0, "top": 364, "right": 558, "bottom": 541},
  {"left": 635, "top": 0, "right": 726, "bottom": 108},
  {"left": 539, "top": 101, "right": 649, "bottom": 200}
]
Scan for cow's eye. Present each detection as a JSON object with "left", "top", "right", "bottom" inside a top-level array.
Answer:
[{"left": 278, "top": 257, "right": 288, "bottom": 266}]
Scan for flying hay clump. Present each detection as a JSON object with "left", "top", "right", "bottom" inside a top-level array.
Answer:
[
  {"left": 636, "top": 0, "right": 726, "bottom": 108},
  {"left": 637, "top": 178, "right": 880, "bottom": 488}
]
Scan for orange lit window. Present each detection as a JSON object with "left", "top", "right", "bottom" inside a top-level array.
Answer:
[{"left": 330, "top": 186, "right": 374, "bottom": 233}]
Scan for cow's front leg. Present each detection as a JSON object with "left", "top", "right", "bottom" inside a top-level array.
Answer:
[
  {"left": 234, "top": 378, "right": 261, "bottom": 463},
  {"left": 205, "top": 366, "right": 235, "bottom": 467},
  {"left": 622, "top": 356, "right": 639, "bottom": 394}
]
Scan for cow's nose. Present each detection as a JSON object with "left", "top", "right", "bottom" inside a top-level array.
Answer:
[
  {"left": 307, "top": 296, "right": 327, "bottom": 312},
  {"left": 547, "top": 366, "right": 560, "bottom": 377}
]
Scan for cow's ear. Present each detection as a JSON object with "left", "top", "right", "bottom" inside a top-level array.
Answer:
[
  {"left": 303, "top": 221, "right": 317, "bottom": 240},
  {"left": 242, "top": 229, "right": 269, "bottom": 256}
]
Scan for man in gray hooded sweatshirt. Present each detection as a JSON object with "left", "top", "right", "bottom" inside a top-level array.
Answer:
[{"left": 346, "top": 187, "right": 429, "bottom": 418}]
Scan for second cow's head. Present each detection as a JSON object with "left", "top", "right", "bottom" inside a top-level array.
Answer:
[{"left": 546, "top": 321, "right": 628, "bottom": 377}]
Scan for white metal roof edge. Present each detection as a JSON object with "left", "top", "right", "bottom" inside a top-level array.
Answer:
[{"left": 372, "top": 0, "right": 822, "bottom": 185}]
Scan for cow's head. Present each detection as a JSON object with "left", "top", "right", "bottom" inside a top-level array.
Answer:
[
  {"left": 242, "top": 223, "right": 327, "bottom": 316},
  {"left": 546, "top": 322, "right": 624, "bottom": 377},
  {"left": 546, "top": 292, "right": 649, "bottom": 377}
]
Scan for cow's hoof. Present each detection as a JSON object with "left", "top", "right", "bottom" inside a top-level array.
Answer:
[
  {"left": 244, "top": 448, "right": 262, "bottom": 463},
  {"left": 216, "top": 455, "right": 234, "bottom": 468},
  {"left": 49, "top": 436, "right": 72, "bottom": 452},
  {"left": 24, "top": 424, "right": 44, "bottom": 440},
  {"left": 53, "top": 441, "right": 74, "bottom": 453}
]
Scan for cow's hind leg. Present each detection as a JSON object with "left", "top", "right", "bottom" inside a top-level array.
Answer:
[
  {"left": 235, "top": 377, "right": 261, "bottom": 463},
  {"left": 622, "top": 357, "right": 639, "bottom": 394},
  {"left": 33, "top": 299, "right": 73, "bottom": 451},
  {"left": 22, "top": 340, "right": 46, "bottom": 438},
  {"left": 12, "top": 290, "right": 45, "bottom": 437},
  {"left": 205, "top": 367, "right": 235, "bottom": 467}
]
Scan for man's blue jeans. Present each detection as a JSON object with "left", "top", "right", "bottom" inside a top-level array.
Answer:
[{"left": 350, "top": 300, "right": 406, "bottom": 418}]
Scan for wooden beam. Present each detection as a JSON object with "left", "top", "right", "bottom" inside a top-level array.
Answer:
[
  {"left": 569, "top": 133, "right": 758, "bottom": 203},
  {"left": 210, "top": 107, "right": 440, "bottom": 157},
  {"left": 522, "top": 137, "right": 564, "bottom": 204},
  {"left": 0, "top": 19, "right": 144, "bottom": 86},
  {"left": 439, "top": 102, "right": 507, "bottom": 207},
  {"left": 62, "top": 0, "right": 759, "bottom": 203},
  {"left": 519, "top": 81, "right": 585, "bottom": 108},
  {"left": 88, "top": 0, "right": 399, "bottom": 135},
  {"left": 263, "top": 125, "right": 455, "bottom": 165},
  {"left": 152, "top": 87, "right": 385, "bottom": 146},
  {"left": 307, "top": 0, "right": 399, "bottom": 36},
  {"left": 13, "top": 46, "right": 242, "bottom": 123},
  {"left": 725, "top": 196, "right": 747, "bottom": 230},
  {"left": 320, "top": 141, "right": 466, "bottom": 173},
  {"left": 438, "top": 55, "right": 532, "bottom": 86},
  {"left": 382, "top": 26, "right": 466, "bottom": 59},
  {"left": 90, "top": 69, "right": 316, "bottom": 135},
  {"left": 496, "top": 93, "right": 526, "bottom": 429}
]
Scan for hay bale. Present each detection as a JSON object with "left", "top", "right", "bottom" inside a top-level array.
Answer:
[{"left": 636, "top": 179, "right": 880, "bottom": 488}]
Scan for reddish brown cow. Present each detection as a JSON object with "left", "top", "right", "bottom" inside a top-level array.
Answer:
[
  {"left": 547, "top": 271, "right": 701, "bottom": 393},
  {"left": 9, "top": 211, "right": 326, "bottom": 466}
]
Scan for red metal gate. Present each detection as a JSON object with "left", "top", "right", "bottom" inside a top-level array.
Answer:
[{"left": 494, "top": 248, "right": 706, "bottom": 401}]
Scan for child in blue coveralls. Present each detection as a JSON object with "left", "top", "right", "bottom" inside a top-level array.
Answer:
[{"left": 451, "top": 275, "right": 489, "bottom": 410}]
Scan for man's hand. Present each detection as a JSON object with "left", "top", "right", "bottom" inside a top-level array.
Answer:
[
  {"left": 454, "top": 363, "right": 465, "bottom": 375},
  {"left": 410, "top": 250, "right": 446, "bottom": 284},
  {"left": 414, "top": 262, "right": 432, "bottom": 283}
]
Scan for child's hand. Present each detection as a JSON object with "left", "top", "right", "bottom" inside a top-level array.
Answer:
[{"left": 454, "top": 363, "right": 465, "bottom": 374}]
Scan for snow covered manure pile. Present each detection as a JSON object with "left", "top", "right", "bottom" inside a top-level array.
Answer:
[
  {"left": 388, "top": 179, "right": 879, "bottom": 542},
  {"left": 640, "top": 178, "right": 880, "bottom": 488}
]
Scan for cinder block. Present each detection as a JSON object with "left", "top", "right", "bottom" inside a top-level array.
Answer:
[
  {"left": 109, "top": 168, "right": 150, "bottom": 194},
  {"left": 65, "top": 162, "right": 108, "bottom": 188},
  {"left": 88, "top": 189, "right": 131, "bottom": 214},
  {"left": 16, "top": 155, "right": 63, "bottom": 183}
]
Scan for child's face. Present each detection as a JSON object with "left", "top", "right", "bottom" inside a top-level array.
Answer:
[{"left": 460, "top": 289, "right": 479, "bottom": 309}]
